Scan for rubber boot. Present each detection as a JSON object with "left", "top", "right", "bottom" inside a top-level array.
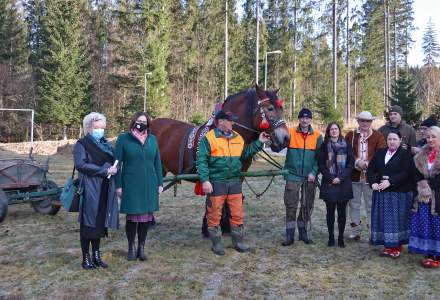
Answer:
[
  {"left": 231, "top": 225, "right": 250, "bottom": 253},
  {"left": 208, "top": 227, "right": 225, "bottom": 256},
  {"left": 298, "top": 227, "right": 314, "bottom": 244},
  {"left": 281, "top": 228, "right": 295, "bottom": 246}
]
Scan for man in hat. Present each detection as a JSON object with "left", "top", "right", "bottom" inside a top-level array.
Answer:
[
  {"left": 281, "top": 108, "right": 323, "bottom": 246},
  {"left": 345, "top": 111, "right": 386, "bottom": 240},
  {"left": 197, "top": 110, "right": 270, "bottom": 255},
  {"left": 379, "top": 105, "right": 416, "bottom": 149}
]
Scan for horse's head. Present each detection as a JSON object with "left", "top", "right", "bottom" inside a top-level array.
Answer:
[{"left": 253, "top": 85, "right": 290, "bottom": 152}]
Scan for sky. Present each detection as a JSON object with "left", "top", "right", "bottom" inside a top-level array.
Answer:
[
  {"left": 407, "top": 0, "right": 440, "bottom": 66},
  {"left": 236, "top": 0, "right": 440, "bottom": 67}
]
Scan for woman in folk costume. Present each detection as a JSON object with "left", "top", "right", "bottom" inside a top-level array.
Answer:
[
  {"left": 318, "top": 122, "right": 354, "bottom": 248},
  {"left": 409, "top": 126, "right": 440, "bottom": 268},
  {"left": 366, "top": 130, "right": 414, "bottom": 258}
]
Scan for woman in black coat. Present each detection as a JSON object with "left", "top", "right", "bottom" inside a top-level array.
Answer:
[
  {"left": 318, "top": 122, "right": 355, "bottom": 248},
  {"left": 74, "top": 112, "right": 119, "bottom": 270},
  {"left": 367, "top": 130, "right": 414, "bottom": 259}
]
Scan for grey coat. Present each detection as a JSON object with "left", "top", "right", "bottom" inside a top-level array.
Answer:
[{"left": 73, "top": 142, "right": 119, "bottom": 230}]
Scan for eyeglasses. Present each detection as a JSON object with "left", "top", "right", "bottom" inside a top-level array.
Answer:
[
  {"left": 358, "top": 119, "right": 372, "bottom": 123},
  {"left": 136, "top": 120, "right": 148, "bottom": 124}
]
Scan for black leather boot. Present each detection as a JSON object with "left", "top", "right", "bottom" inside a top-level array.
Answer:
[
  {"left": 281, "top": 228, "right": 295, "bottom": 246},
  {"left": 137, "top": 242, "right": 148, "bottom": 261},
  {"left": 82, "top": 252, "right": 95, "bottom": 270},
  {"left": 127, "top": 241, "right": 136, "bottom": 261},
  {"left": 92, "top": 250, "right": 108, "bottom": 268},
  {"left": 338, "top": 236, "right": 345, "bottom": 248},
  {"left": 328, "top": 234, "right": 335, "bottom": 247},
  {"left": 298, "top": 227, "right": 314, "bottom": 244}
]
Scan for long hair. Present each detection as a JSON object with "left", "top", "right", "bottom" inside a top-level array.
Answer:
[
  {"left": 324, "top": 122, "right": 343, "bottom": 143},
  {"left": 128, "top": 111, "right": 152, "bottom": 130}
]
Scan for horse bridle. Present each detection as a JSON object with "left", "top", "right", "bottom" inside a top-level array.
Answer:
[{"left": 233, "top": 96, "right": 286, "bottom": 134}]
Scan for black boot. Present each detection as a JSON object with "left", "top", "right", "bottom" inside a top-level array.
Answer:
[
  {"left": 137, "top": 222, "right": 148, "bottom": 261},
  {"left": 281, "top": 228, "right": 295, "bottom": 246},
  {"left": 127, "top": 242, "right": 136, "bottom": 261},
  {"left": 328, "top": 234, "right": 335, "bottom": 247},
  {"left": 92, "top": 250, "right": 108, "bottom": 268},
  {"left": 298, "top": 227, "right": 314, "bottom": 244},
  {"left": 82, "top": 252, "right": 95, "bottom": 270},
  {"left": 126, "top": 221, "right": 137, "bottom": 261},
  {"left": 338, "top": 236, "right": 345, "bottom": 248},
  {"left": 137, "top": 242, "right": 147, "bottom": 261}
]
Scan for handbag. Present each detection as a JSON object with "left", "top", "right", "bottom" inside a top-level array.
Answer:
[{"left": 60, "top": 167, "right": 82, "bottom": 212}]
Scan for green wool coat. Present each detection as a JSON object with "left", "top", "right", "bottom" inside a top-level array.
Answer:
[{"left": 115, "top": 132, "right": 163, "bottom": 214}]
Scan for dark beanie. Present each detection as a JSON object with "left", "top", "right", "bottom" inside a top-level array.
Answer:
[
  {"left": 420, "top": 116, "right": 437, "bottom": 127},
  {"left": 389, "top": 105, "right": 403, "bottom": 116},
  {"left": 298, "top": 108, "right": 312, "bottom": 119}
]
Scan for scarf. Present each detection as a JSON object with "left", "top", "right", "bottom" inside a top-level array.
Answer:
[
  {"left": 327, "top": 138, "right": 348, "bottom": 177},
  {"left": 131, "top": 129, "right": 148, "bottom": 145},
  {"left": 81, "top": 134, "right": 114, "bottom": 166},
  {"left": 86, "top": 133, "right": 114, "bottom": 158},
  {"left": 428, "top": 149, "right": 437, "bottom": 164}
]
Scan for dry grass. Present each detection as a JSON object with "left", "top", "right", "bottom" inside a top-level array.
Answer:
[{"left": 0, "top": 151, "right": 439, "bottom": 299}]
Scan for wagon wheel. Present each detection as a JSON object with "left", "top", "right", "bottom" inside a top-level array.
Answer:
[
  {"left": 0, "top": 189, "right": 8, "bottom": 223},
  {"left": 31, "top": 180, "right": 61, "bottom": 216}
]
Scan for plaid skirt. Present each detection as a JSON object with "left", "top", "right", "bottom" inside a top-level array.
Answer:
[{"left": 126, "top": 213, "right": 154, "bottom": 223}]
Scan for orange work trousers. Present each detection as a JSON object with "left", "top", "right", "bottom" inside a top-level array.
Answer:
[{"left": 207, "top": 193, "right": 244, "bottom": 228}]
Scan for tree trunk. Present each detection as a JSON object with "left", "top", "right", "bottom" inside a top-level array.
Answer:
[{"left": 332, "top": 0, "right": 337, "bottom": 109}]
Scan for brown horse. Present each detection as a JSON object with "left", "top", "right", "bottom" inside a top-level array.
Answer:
[{"left": 150, "top": 85, "right": 290, "bottom": 235}]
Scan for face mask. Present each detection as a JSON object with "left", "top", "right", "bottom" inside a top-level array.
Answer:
[
  {"left": 91, "top": 128, "right": 105, "bottom": 140},
  {"left": 135, "top": 122, "right": 147, "bottom": 132}
]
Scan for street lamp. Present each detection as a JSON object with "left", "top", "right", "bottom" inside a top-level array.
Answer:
[
  {"left": 264, "top": 50, "right": 282, "bottom": 90},
  {"left": 143, "top": 72, "right": 152, "bottom": 112}
]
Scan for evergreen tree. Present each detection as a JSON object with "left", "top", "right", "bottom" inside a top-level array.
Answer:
[
  {"left": 0, "top": 0, "right": 31, "bottom": 142},
  {"left": 133, "top": 0, "right": 171, "bottom": 117},
  {"left": 422, "top": 18, "right": 440, "bottom": 68},
  {"left": 389, "top": 71, "right": 420, "bottom": 126},
  {"left": 36, "top": 0, "right": 93, "bottom": 139}
]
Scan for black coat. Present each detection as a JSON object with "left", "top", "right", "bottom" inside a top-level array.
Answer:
[
  {"left": 318, "top": 142, "right": 355, "bottom": 203},
  {"left": 366, "top": 146, "right": 414, "bottom": 193},
  {"left": 73, "top": 140, "right": 119, "bottom": 230}
]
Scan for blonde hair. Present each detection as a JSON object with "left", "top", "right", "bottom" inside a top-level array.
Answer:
[
  {"left": 83, "top": 112, "right": 106, "bottom": 135},
  {"left": 428, "top": 126, "right": 440, "bottom": 138}
]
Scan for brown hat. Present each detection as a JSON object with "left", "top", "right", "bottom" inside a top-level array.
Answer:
[{"left": 389, "top": 105, "right": 403, "bottom": 116}]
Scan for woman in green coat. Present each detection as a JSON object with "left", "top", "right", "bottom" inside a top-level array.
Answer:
[{"left": 115, "top": 112, "right": 163, "bottom": 261}]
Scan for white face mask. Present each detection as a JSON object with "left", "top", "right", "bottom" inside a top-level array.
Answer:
[{"left": 92, "top": 128, "right": 105, "bottom": 140}]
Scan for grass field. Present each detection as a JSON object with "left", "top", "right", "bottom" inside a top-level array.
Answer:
[{"left": 0, "top": 149, "right": 439, "bottom": 299}]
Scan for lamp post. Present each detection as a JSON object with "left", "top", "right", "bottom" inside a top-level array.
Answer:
[
  {"left": 143, "top": 72, "right": 152, "bottom": 112},
  {"left": 264, "top": 50, "right": 282, "bottom": 90}
]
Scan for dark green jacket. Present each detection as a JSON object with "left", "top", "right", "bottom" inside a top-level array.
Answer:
[
  {"left": 115, "top": 132, "right": 163, "bottom": 214},
  {"left": 197, "top": 128, "right": 263, "bottom": 183}
]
